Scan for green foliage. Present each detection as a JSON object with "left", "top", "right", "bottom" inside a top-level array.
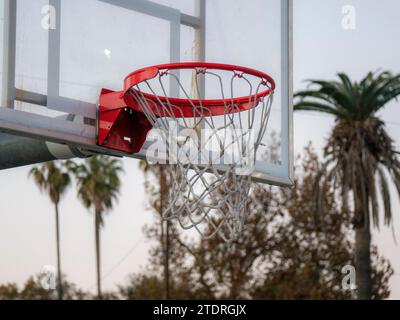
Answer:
[
  {"left": 0, "top": 283, "right": 19, "bottom": 300},
  {"left": 118, "top": 274, "right": 200, "bottom": 300},
  {"left": 29, "top": 160, "right": 71, "bottom": 299},
  {"left": 295, "top": 71, "right": 400, "bottom": 228},
  {"left": 68, "top": 155, "right": 123, "bottom": 299},
  {"left": 295, "top": 71, "right": 400, "bottom": 121},
  {"left": 252, "top": 147, "right": 393, "bottom": 299},
  {"left": 294, "top": 71, "right": 400, "bottom": 299},
  {"left": 129, "top": 147, "right": 393, "bottom": 300},
  {"left": 0, "top": 275, "right": 91, "bottom": 300},
  {"left": 29, "top": 161, "right": 71, "bottom": 205},
  {"left": 139, "top": 163, "right": 192, "bottom": 299},
  {"left": 68, "top": 155, "right": 123, "bottom": 224}
]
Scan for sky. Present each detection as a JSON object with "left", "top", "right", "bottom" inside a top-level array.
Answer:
[{"left": 1, "top": 0, "right": 400, "bottom": 298}]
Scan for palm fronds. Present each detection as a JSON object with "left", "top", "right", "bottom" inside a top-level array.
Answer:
[
  {"left": 295, "top": 71, "right": 400, "bottom": 122},
  {"left": 295, "top": 71, "right": 400, "bottom": 228}
]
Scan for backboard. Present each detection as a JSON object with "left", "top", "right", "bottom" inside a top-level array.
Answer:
[{"left": 0, "top": 0, "right": 293, "bottom": 186}]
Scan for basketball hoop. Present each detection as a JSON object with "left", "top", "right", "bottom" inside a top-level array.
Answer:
[{"left": 98, "top": 62, "right": 275, "bottom": 241}]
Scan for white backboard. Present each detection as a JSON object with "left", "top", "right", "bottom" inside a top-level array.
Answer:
[{"left": 0, "top": 0, "right": 293, "bottom": 186}]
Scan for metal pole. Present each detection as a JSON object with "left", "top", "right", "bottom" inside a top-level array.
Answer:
[
  {"left": 193, "top": 0, "right": 206, "bottom": 150},
  {"left": 0, "top": 134, "right": 56, "bottom": 169},
  {"left": 195, "top": 0, "right": 206, "bottom": 88},
  {"left": 1, "top": 0, "right": 17, "bottom": 108},
  {"left": 0, "top": 132, "right": 87, "bottom": 170}
]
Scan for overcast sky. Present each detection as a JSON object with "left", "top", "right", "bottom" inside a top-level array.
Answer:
[{"left": 1, "top": 0, "right": 400, "bottom": 299}]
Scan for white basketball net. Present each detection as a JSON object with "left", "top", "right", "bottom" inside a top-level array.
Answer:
[{"left": 129, "top": 67, "right": 274, "bottom": 241}]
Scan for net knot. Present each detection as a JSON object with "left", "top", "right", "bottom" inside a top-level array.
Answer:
[
  {"left": 195, "top": 67, "right": 207, "bottom": 75},
  {"left": 160, "top": 70, "right": 169, "bottom": 77},
  {"left": 233, "top": 71, "right": 245, "bottom": 79}
]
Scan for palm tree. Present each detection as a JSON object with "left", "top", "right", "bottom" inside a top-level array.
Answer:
[
  {"left": 29, "top": 161, "right": 71, "bottom": 300},
  {"left": 139, "top": 161, "right": 171, "bottom": 299},
  {"left": 68, "top": 155, "right": 122, "bottom": 299},
  {"left": 294, "top": 71, "right": 400, "bottom": 299}
]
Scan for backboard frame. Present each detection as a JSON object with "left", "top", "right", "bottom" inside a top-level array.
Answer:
[{"left": 0, "top": 0, "right": 293, "bottom": 187}]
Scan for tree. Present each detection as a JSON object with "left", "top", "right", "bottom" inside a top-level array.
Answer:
[
  {"left": 251, "top": 147, "right": 393, "bottom": 299},
  {"left": 130, "top": 146, "right": 393, "bottom": 299},
  {"left": 29, "top": 161, "right": 71, "bottom": 300},
  {"left": 178, "top": 147, "right": 392, "bottom": 299},
  {"left": 0, "top": 275, "right": 91, "bottom": 300},
  {"left": 118, "top": 273, "right": 199, "bottom": 300},
  {"left": 139, "top": 161, "right": 183, "bottom": 300},
  {"left": 68, "top": 155, "right": 123, "bottom": 299},
  {"left": 0, "top": 283, "right": 19, "bottom": 300},
  {"left": 294, "top": 71, "right": 400, "bottom": 299}
]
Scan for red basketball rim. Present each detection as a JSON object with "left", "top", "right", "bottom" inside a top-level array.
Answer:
[{"left": 122, "top": 62, "right": 275, "bottom": 114}]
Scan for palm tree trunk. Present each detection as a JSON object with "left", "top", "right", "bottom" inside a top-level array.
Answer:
[
  {"left": 94, "top": 209, "right": 102, "bottom": 299},
  {"left": 355, "top": 222, "right": 372, "bottom": 299},
  {"left": 354, "top": 189, "right": 372, "bottom": 299},
  {"left": 55, "top": 203, "right": 63, "bottom": 300},
  {"left": 165, "top": 219, "right": 170, "bottom": 300},
  {"left": 159, "top": 166, "right": 170, "bottom": 300}
]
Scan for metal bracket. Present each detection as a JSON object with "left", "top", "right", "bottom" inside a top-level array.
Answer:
[{"left": 98, "top": 89, "right": 153, "bottom": 153}]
